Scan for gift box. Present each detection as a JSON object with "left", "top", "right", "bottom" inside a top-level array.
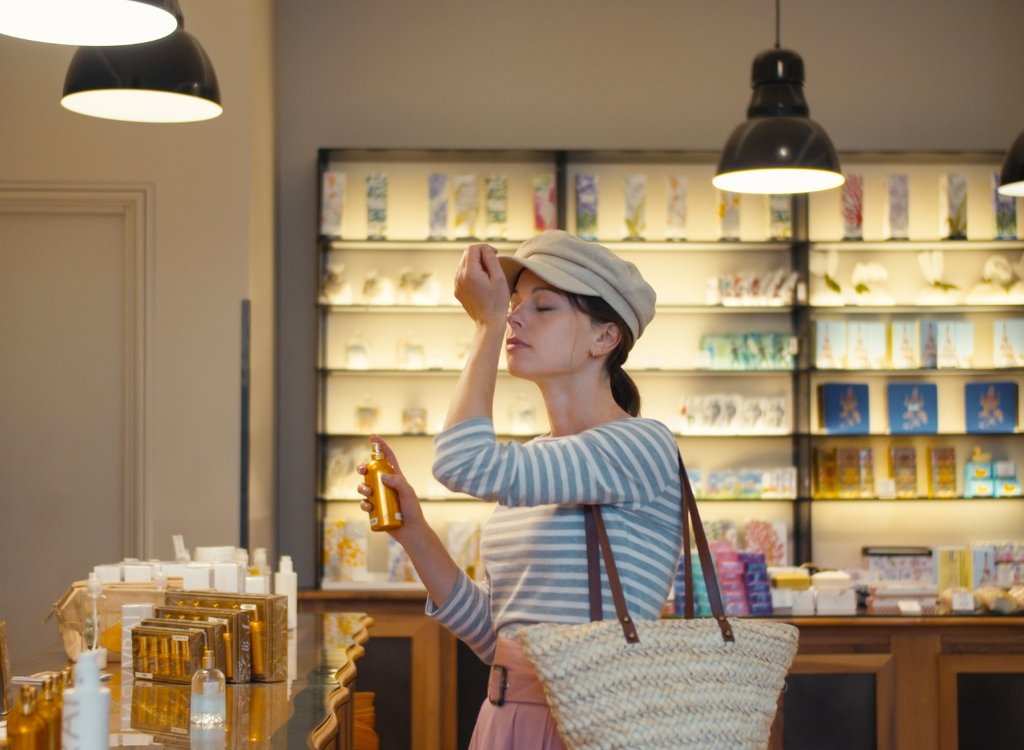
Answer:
[{"left": 819, "top": 382, "right": 871, "bottom": 434}]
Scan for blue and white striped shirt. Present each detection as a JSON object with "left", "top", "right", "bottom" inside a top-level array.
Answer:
[{"left": 427, "top": 416, "right": 683, "bottom": 664}]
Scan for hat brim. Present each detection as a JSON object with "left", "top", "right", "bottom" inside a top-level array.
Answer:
[{"left": 498, "top": 255, "right": 602, "bottom": 298}]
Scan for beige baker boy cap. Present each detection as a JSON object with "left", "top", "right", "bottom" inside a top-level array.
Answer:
[{"left": 498, "top": 230, "right": 657, "bottom": 339}]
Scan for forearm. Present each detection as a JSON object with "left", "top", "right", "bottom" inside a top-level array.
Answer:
[
  {"left": 443, "top": 321, "right": 505, "bottom": 429},
  {"left": 398, "top": 523, "right": 462, "bottom": 607}
]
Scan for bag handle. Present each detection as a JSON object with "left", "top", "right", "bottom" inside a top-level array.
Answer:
[{"left": 585, "top": 449, "right": 735, "bottom": 644}]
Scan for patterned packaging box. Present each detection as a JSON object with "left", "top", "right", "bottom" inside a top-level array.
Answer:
[
  {"left": 888, "top": 445, "right": 918, "bottom": 498},
  {"left": 964, "top": 381, "right": 1019, "bottom": 433},
  {"left": 890, "top": 319, "right": 920, "bottom": 369},
  {"left": 927, "top": 446, "right": 958, "bottom": 498},
  {"left": 815, "top": 320, "right": 847, "bottom": 369},
  {"left": 819, "top": 382, "right": 871, "bottom": 434},
  {"left": 993, "top": 319, "right": 1024, "bottom": 368},
  {"left": 919, "top": 319, "right": 939, "bottom": 369},
  {"left": 887, "top": 382, "right": 938, "bottom": 435},
  {"left": 936, "top": 320, "right": 974, "bottom": 368},
  {"left": 846, "top": 321, "right": 888, "bottom": 369}
]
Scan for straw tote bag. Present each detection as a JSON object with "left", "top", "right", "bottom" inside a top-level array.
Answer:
[{"left": 517, "top": 451, "right": 800, "bottom": 750}]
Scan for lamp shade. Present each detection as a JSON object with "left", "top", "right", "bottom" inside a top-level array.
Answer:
[
  {"left": 997, "top": 130, "right": 1024, "bottom": 197},
  {"left": 0, "top": 0, "right": 179, "bottom": 46},
  {"left": 714, "top": 48, "right": 843, "bottom": 195},
  {"left": 61, "top": 28, "right": 222, "bottom": 123}
]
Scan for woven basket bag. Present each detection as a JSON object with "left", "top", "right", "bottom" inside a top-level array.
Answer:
[{"left": 518, "top": 451, "right": 799, "bottom": 750}]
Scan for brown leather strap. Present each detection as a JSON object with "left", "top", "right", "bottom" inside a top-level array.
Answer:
[
  {"left": 583, "top": 450, "right": 734, "bottom": 645},
  {"left": 677, "top": 451, "right": 734, "bottom": 642},
  {"left": 584, "top": 505, "right": 602, "bottom": 622}
]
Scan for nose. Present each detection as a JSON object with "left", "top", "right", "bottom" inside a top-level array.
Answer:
[{"left": 507, "top": 303, "right": 522, "bottom": 329}]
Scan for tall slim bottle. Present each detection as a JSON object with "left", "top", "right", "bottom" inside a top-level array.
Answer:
[
  {"left": 365, "top": 441, "right": 403, "bottom": 530},
  {"left": 7, "top": 685, "right": 46, "bottom": 750}
]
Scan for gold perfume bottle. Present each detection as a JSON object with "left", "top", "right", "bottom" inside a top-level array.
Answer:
[{"left": 366, "top": 441, "right": 403, "bottom": 531}]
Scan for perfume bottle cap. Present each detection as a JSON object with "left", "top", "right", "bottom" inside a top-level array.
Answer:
[
  {"left": 370, "top": 441, "right": 384, "bottom": 459},
  {"left": 203, "top": 649, "right": 216, "bottom": 669}
]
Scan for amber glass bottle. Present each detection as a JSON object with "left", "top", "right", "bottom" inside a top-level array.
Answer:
[
  {"left": 365, "top": 441, "right": 403, "bottom": 530},
  {"left": 8, "top": 685, "right": 46, "bottom": 750}
]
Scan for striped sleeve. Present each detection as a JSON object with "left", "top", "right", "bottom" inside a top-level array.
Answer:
[
  {"left": 425, "top": 568, "right": 498, "bottom": 663},
  {"left": 432, "top": 416, "right": 678, "bottom": 510}
]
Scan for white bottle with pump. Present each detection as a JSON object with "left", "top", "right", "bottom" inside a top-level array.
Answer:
[
  {"left": 62, "top": 648, "right": 110, "bottom": 749},
  {"left": 275, "top": 555, "right": 298, "bottom": 630}
]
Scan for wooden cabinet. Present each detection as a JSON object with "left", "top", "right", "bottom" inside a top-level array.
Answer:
[{"left": 772, "top": 616, "right": 1024, "bottom": 750}]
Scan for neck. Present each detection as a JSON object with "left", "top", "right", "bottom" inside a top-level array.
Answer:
[{"left": 537, "top": 376, "right": 630, "bottom": 436}]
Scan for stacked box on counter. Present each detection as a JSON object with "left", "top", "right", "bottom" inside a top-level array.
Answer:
[
  {"left": 672, "top": 552, "right": 711, "bottom": 617},
  {"left": 162, "top": 591, "right": 288, "bottom": 682},
  {"left": 739, "top": 552, "right": 773, "bottom": 616},
  {"left": 710, "top": 541, "right": 749, "bottom": 616}
]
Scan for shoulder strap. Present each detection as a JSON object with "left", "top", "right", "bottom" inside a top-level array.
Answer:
[{"left": 584, "top": 449, "right": 734, "bottom": 644}]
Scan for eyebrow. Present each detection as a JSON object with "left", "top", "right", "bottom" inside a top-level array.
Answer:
[{"left": 511, "top": 283, "right": 564, "bottom": 299}]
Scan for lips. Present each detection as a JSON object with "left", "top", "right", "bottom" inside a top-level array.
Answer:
[{"left": 506, "top": 336, "right": 527, "bottom": 350}]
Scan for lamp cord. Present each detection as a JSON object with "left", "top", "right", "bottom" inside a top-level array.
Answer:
[{"left": 775, "top": 0, "right": 781, "bottom": 48}]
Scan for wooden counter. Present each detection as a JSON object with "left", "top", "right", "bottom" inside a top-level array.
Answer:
[
  {"left": 7, "top": 611, "right": 372, "bottom": 749},
  {"left": 302, "top": 591, "right": 1024, "bottom": 750}
]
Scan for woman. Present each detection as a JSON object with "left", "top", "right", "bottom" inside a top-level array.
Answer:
[{"left": 358, "top": 230, "right": 683, "bottom": 748}]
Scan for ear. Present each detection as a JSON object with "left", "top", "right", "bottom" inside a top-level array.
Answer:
[{"left": 590, "top": 322, "right": 622, "bottom": 358}]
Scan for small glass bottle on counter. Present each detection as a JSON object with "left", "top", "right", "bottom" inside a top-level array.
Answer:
[{"left": 190, "top": 649, "right": 226, "bottom": 728}]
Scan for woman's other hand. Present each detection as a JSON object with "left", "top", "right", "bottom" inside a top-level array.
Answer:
[{"left": 454, "top": 243, "right": 509, "bottom": 326}]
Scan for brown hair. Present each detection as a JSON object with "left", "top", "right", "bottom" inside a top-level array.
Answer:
[{"left": 566, "top": 293, "right": 641, "bottom": 417}]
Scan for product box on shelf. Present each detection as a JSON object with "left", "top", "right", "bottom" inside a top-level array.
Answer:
[
  {"left": 835, "top": 446, "right": 875, "bottom": 498},
  {"left": 887, "top": 382, "right": 938, "bottom": 435},
  {"left": 993, "top": 319, "right": 1024, "bottom": 368},
  {"left": 936, "top": 320, "right": 974, "bottom": 369},
  {"left": 163, "top": 592, "right": 287, "bottom": 682},
  {"left": 890, "top": 320, "right": 921, "bottom": 369},
  {"left": 888, "top": 446, "right": 918, "bottom": 499},
  {"left": 846, "top": 321, "right": 888, "bottom": 370},
  {"left": 819, "top": 382, "right": 871, "bottom": 435},
  {"left": 862, "top": 546, "right": 934, "bottom": 582},
  {"left": 964, "top": 381, "right": 1019, "bottom": 434},
  {"left": 927, "top": 446, "right": 959, "bottom": 498},
  {"left": 812, "top": 447, "right": 839, "bottom": 499},
  {"left": 814, "top": 320, "right": 847, "bottom": 369}
]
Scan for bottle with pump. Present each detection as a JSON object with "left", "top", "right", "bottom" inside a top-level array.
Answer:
[
  {"left": 62, "top": 648, "right": 110, "bottom": 750},
  {"left": 274, "top": 555, "right": 298, "bottom": 630},
  {"left": 190, "top": 649, "right": 226, "bottom": 728},
  {"left": 8, "top": 685, "right": 46, "bottom": 750},
  {"left": 83, "top": 572, "right": 107, "bottom": 665},
  {"left": 365, "top": 440, "right": 403, "bottom": 530}
]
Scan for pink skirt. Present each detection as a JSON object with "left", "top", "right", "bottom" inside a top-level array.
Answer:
[{"left": 468, "top": 638, "right": 567, "bottom": 750}]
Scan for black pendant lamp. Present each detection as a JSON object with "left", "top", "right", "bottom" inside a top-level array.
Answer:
[
  {"left": 713, "top": 0, "right": 843, "bottom": 195},
  {"left": 0, "top": 0, "right": 179, "bottom": 46},
  {"left": 60, "top": 8, "right": 221, "bottom": 124},
  {"left": 997, "top": 130, "right": 1024, "bottom": 197}
]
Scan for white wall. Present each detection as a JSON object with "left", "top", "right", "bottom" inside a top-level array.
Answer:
[
  {"left": 274, "top": 0, "right": 1024, "bottom": 585},
  {"left": 0, "top": 0, "right": 275, "bottom": 656}
]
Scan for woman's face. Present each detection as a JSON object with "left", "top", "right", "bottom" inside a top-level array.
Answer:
[{"left": 505, "top": 270, "right": 606, "bottom": 379}]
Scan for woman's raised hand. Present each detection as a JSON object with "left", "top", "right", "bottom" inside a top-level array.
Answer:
[{"left": 454, "top": 243, "right": 510, "bottom": 326}]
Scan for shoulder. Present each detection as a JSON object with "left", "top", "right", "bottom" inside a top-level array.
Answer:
[{"left": 580, "top": 418, "right": 677, "bottom": 456}]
